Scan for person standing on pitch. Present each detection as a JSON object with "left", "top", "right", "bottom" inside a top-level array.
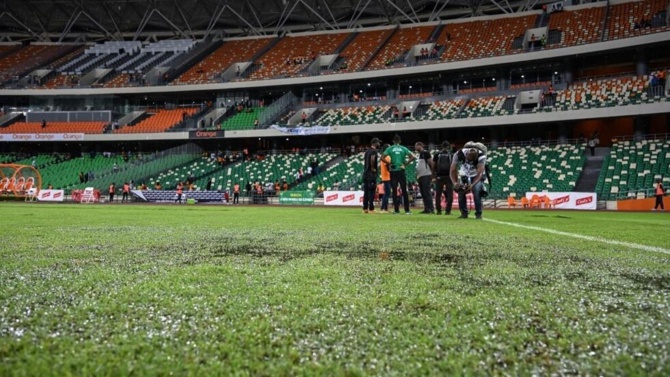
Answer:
[
  {"left": 362, "top": 138, "right": 381, "bottom": 213},
  {"left": 414, "top": 142, "right": 434, "bottom": 214},
  {"left": 451, "top": 143, "right": 487, "bottom": 219},
  {"left": 175, "top": 182, "right": 184, "bottom": 204},
  {"left": 121, "top": 182, "right": 130, "bottom": 203},
  {"left": 378, "top": 143, "right": 391, "bottom": 213},
  {"left": 653, "top": 178, "right": 665, "bottom": 211},
  {"left": 108, "top": 183, "right": 115, "bottom": 203},
  {"left": 432, "top": 141, "right": 454, "bottom": 215},
  {"left": 383, "top": 135, "right": 416, "bottom": 214}
]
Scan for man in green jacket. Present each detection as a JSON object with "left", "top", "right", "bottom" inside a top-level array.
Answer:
[{"left": 382, "top": 135, "right": 416, "bottom": 214}]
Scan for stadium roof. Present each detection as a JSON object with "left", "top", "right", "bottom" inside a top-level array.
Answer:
[{"left": 0, "top": 0, "right": 557, "bottom": 42}]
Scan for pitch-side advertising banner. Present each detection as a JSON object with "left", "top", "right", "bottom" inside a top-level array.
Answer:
[
  {"left": 37, "top": 189, "right": 65, "bottom": 202},
  {"left": 0, "top": 133, "right": 85, "bottom": 142},
  {"left": 323, "top": 191, "right": 364, "bottom": 206},
  {"left": 525, "top": 192, "right": 597, "bottom": 210}
]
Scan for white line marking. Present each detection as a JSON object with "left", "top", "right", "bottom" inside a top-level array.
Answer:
[{"left": 485, "top": 218, "right": 670, "bottom": 255}]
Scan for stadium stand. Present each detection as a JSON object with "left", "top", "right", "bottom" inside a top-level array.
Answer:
[
  {"left": 173, "top": 38, "right": 273, "bottom": 85},
  {"left": 421, "top": 99, "right": 466, "bottom": 120},
  {"left": 314, "top": 105, "right": 392, "bottom": 126},
  {"left": 115, "top": 107, "right": 197, "bottom": 133},
  {"left": 437, "top": 14, "right": 536, "bottom": 61},
  {"left": 0, "top": 121, "right": 106, "bottom": 134},
  {"left": 488, "top": 144, "right": 586, "bottom": 197},
  {"left": 541, "top": 75, "right": 665, "bottom": 111},
  {"left": 458, "top": 95, "right": 516, "bottom": 118},
  {"left": 546, "top": 6, "right": 605, "bottom": 47},
  {"left": 604, "top": 0, "right": 670, "bottom": 41},
  {"left": 190, "top": 152, "right": 336, "bottom": 192},
  {"left": 0, "top": 45, "right": 77, "bottom": 84},
  {"left": 596, "top": 138, "right": 670, "bottom": 200},
  {"left": 69, "top": 153, "right": 200, "bottom": 193},
  {"left": 39, "top": 155, "right": 125, "bottom": 190},
  {"left": 249, "top": 33, "right": 348, "bottom": 80},
  {"left": 338, "top": 28, "right": 395, "bottom": 72},
  {"left": 220, "top": 107, "right": 264, "bottom": 130},
  {"left": 365, "top": 25, "right": 434, "bottom": 70},
  {"left": 146, "top": 157, "right": 226, "bottom": 189}
]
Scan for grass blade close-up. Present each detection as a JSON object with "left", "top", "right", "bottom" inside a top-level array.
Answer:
[{"left": 1, "top": 203, "right": 669, "bottom": 376}]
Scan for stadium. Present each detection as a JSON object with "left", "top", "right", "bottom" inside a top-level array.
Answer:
[{"left": 1, "top": 0, "right": 669, "bottom": 374}]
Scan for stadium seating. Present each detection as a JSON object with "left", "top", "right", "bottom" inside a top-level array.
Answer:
[
  {"left": 69, "top": 153, "right": 200, "bottom": 193},
  {"left": 437, "top": 14, "right": 536, "bottom": 62},
  {"left": 249, "top": 33, "right": 348, "bottom": 80},
  {"left": 139, "top": 190, "right": 224, "bottom": 202},
  {"left": 220, "top": 108, "right": 264, "bottom": 130},
  {"left": 458, "top": 95, "right": 515, "bottom": 118},
  {"left": 596, "top": 139, "right": 670, "bottom": 200},
  {"left": 115, "top": 107, "right": 197, "bottom": 133},
  {"left": 547, "top": 6, "right": 605, "bottom": 47},
  {"left": 190, "top": 153, "right": 336, "bottom": 192},
  {"left": 604, "top": 0, "right": 669, "bottom": 41},
  {"left": 421, "top": 99, "right": 465, "bottom": 120},
  {"left": 173, "top": 38, "right": 273, "bottom": 85},
  {"left": 0, "top": 45, "right": 76, "bottom": 84},
  {"left": 488, "top": 144, "right": 586, "bottom": 197},
  {"left": 338, "top": 29, "right": 395, "bottom": 72},
  {"left": 541, "top": 75, "right": 661, "bottom": 111},
  {"left": 39, "top": 155, "right": 125, "bottom": 190},
  {"left": 145, "top": 157, "right": 224, "bottom": 189},
  {"left": 0, "top": 122, "right": 106, "bottom": 134},
  {"left": 314, "top": 105, "right": 392, "bottom": 126},
  {"left": 366, "top": 25, "right": 434, "bottom": 70}
]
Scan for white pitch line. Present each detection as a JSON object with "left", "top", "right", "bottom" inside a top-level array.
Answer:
[{"left": 485, "top": 218, "right": 670, "bottom": 255}]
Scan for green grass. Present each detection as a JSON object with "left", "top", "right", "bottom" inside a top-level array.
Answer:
[{"left": 1, "top": 203, "right": 669, "bottom": 376}]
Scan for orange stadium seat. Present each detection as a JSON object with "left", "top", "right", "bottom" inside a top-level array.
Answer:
[
  {"left": 366, "top": 25, "right": 435, "bottom": 70},
  {"left": 0, "top": 122, "right": 106, "bottom": 134},
  {"left": 438, "top": 15, "right": 536, "bottom": 62},
  {"left": 338, "top": 28, "right": 395, "bottom": 73},
  {"left": 115, "top": 108, "right": 198, "bottom": 134},
  {"left": 547, "top": 6, "right": 605, "bottom": 48},
  {"left": 0, "top": 45, "right": 76, "bottom": 83},
  {"left": 173, "top": 38, "right": 273, "bottom": 85},
  {"left": 604, "top": 0, "right": 669, "bottom": 40},
  {"left": 249, "top": 33, "right": 349, "bottom": 80}
]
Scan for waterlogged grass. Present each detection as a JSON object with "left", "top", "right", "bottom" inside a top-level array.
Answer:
[{"left": 1, "top": 203, "right": 670, "bottom": 375}]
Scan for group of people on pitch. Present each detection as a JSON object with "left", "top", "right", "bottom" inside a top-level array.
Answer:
[{"left": 362, "top": 135, "right": 490, "bottom": 219}]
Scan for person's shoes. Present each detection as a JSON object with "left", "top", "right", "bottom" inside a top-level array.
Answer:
[
  {"left": 475, "top": 214, "right": 483, "bottom": 220},
  {"left": 445, "top": 211, "right": 451, "bottom": 215},
  {"left": 379, "top": 210, "right": 388, "bottom": 213},
  {"left": 368, "top": 210, "right": 377, "bottom": 214},
  {"left": 458, "top": 214, "right": 468, "bottom": 219},
  {"left": 405, "top": 211, "right": 412, "bottom": 215},
  {"left": 393, "top": 211, "right": 400, "bottom": 215},
  {"left": 363, "top": 209, "right": 368, "bottom": 214},
  {"left": 436, "top": 211, "right": 442, "bottom": 215}
]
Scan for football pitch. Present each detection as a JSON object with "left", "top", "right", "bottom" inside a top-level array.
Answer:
[{"left": 1, "top": 203, "right": 669, "bottom": 375}]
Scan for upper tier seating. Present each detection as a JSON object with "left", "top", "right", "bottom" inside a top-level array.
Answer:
[
  {"left": 366, "top": 25, "right": 434, "bottom": 70},
  {"left": 0, "top": 121, "right": 106, "bottom": 134},
  {"left": 438, "top": 15, "right": 536, "bottom": 62},
  {"left": 314, "top": 105, "right": 392, "bottom": 126},
  {"left": 0, "top": 45, "right": 75, "bottom": 83},
  {"left": 547, "top": 6, "right": 605, "bottom": 47},
  {"left": 338, "top": 29, "right": 395, "bottom": 73},
  {"left": 604, "top": 0, "right": 669, "bottom": 41},
  {"left": 596, "top": 139, "right": 670, "bottom": 200},
  {"left": 173, "top": 38, "right": 273, "bottom": 85},
  {"left": 146, "top": 157, "right": 226, "bottom": 190},
  {"left": 489, "top": 144, "right": 586, "bottom": 197},
  {"left": 115, "top": 107, "right": 197, "bottom": 133},
  {"left": 249, "top": 33, "right": 348, "bottom": 80}
]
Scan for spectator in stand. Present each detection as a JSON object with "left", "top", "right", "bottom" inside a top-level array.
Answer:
[
  {"left": 113, "top": 163, "right": 119, "bottom": 173},
  {"left": 301, "top": 112, "right": 307, "bottom": 124},
  {"left": 206, "top": 178, "right": 213, "bottom": 191},
  {"left": 658, "top": 70, "right": 666, "bottom": 87},
  {"left": 588, "top": 137, "right": 596, "bottom": 156},
  {"left": 41, "top": 119, "right": 47, "bottom": 129},
  {"left": 245, "top": 181, "right": 252, "bottom": 197},
  {"left": 254, "top": 119, "right": 260, "bottom": 129},
  {"left": 79, "top": 171, "right": 85, "bottom": 183},
  {"left": 154, "top": 182, "right": 162, "bottom": 190}
]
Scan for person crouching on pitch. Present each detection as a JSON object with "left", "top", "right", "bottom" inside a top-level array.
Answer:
[{"left": 450, "top": 144, "right": 487, "bottom": 219}]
